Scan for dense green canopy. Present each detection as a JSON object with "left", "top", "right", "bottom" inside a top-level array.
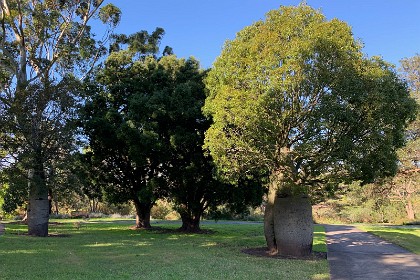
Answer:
[{"left": 204, "top": 4, "right": 416, "bottom": 196}]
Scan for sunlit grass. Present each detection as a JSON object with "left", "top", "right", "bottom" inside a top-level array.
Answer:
[
  {"left": 0, "top": 220, "right": 329, "bottom": 280},
  {"left": 358, "top": 225, "right": 420, "bottom": 254}
]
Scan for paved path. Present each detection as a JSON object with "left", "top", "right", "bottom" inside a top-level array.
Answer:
[{"left": 325, "top": 225, "right": 420, "bottom": 280}]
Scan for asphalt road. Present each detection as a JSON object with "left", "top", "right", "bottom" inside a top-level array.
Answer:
[{"left": 325, "top": 225, "right": 420, "bottom": 280}]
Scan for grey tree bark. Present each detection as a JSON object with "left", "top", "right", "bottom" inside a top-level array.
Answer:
[
  {"left": 264, "top": 174, "right": 313, "bottom": 257},
  {"left": 27, "top": 168, "right": 49, "bottom": 237}
]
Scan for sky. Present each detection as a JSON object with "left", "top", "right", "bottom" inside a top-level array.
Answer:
[{"left": 102, "top": 0, "right": 420, "bottom": 69}]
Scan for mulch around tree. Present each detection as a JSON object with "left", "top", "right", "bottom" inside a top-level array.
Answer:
[{"left": 242, "top": 247, "right": 327, "bottom": 260}]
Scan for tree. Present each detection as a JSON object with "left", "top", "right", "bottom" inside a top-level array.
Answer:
[
  {"left": 390, "top": 54, "right": 420, "bottom": 220},
  {"left": 80, "top": 28, "right": 169, "bottom": 229},
  {"left": 149, "top": 58, "right": 226, "bottom": 232},
  {"left": 203, "top": 4, "right": 417, "bottom": 257},
  {"left": 157, "top": 62, "right": 264, "bottom": 231},
  {"left": 0, "top": 0, "right": 120, "bottom": 236}
]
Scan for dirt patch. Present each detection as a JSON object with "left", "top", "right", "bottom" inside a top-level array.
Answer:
[{"left": 242, "top": 247, "right": 327, "bottom": 260}]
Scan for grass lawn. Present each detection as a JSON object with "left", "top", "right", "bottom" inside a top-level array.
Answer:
[
  {"left": 358, "top": 225, "right": 420, "bottom": 254},
  {"left": 0, "top": 220, "right": 329, "bottom": 280}
]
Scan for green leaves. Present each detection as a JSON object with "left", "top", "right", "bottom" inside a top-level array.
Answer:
[
  {"left": 98, "top": 3, "right": 121, "bottom": 27},
  {"left": 204, "top": 4, "right": 416, "bottom": 193}
]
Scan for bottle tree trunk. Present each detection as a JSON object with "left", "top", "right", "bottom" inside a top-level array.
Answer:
[
  {"left": 179, "top": 210, "right": 202, "bottom": 233},
  {"left": 273, "top": 196, "right": 313, "bottom": 257},
  {"left": 27, "top": 167, "right": 50, "bottom": 237},
  {"left": 264, "top": 172, "right": 313, "bottom": 257},
  {"left": 133, "top": 199, "right": 152, "bottom": 229}
]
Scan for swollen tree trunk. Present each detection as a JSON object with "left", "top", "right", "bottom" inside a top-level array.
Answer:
[
  {"left": 273, "top": 196, "right": 313, "bottom": 257},
  {"left": 27, "top": 168, "right": 49, "bottom": 237},
  {"left": 264, "top": 174, "right": 313, "bottom": 257},
  {"left": 133, "top": 199, "right": 152, "bottom": 229},
  {"left": 179, "top": 211, "right": 202, "bottom": 232}
]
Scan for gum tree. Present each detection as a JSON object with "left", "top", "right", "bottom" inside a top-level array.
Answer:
[
  {"left": 390, "top": 55, "right": 420, "bottom": 220},
  {"left": 0, "top": 0, "right": 120, "bottom": 236},
  {"left": 204, "top": 4, "right": 416, "bottom": 257}
]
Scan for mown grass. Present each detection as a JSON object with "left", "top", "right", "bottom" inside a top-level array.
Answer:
[
  {"left": 358, "top": 225, "right": 420, "bottom": 254},
  {"left": 0, "top": 220, "right": 329, "bottom": 280}
]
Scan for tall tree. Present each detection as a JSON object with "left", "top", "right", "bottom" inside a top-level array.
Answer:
[
  {"left": 204, "top": 4, "right": 417, "bottom": 257},
  {"left": 80, "top": 28, "right": 168, "bottom": 229},
  {"left": 0, "top": 0, "right": 120, "bottom": 236},
  {"left": 390, "top": 54, "right": 420, "bottom": 220},
  {"left": 155, "top": 60, "right": 264, "bottom": 232}
]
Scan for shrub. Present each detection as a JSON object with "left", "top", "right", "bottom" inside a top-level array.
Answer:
[{"left": 151, "top": 200, "right": 179, "bottom": 220}]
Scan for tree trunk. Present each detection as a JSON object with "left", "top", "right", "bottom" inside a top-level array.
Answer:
[
  {"left": 54, "top": 200, "right": 59, "bottom": 215},
  {"left": 27, "top": 168, "right": 49, "bottom": 237},
  {"left": 406, "top": 199, "right": 415, "bottom": 220},
  {"left": 273, "top": 196, "right": 313, "bottom": 257},
  {"left": 263, "top": 172, "right": 313, "bottom": 257},
  {"left": 133, "top": 200, "right": 152, "bottom": 229},
  {"left": 179, "top": 211, "right": 202, "bottom": 232},
  {"left": 264, "top": 183, "right": 277, "bottom": 254}
]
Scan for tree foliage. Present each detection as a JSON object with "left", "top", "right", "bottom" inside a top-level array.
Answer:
[
  {"left": 204, "top": 4, "right": 416, "bottom": 195},
  {"left": 81, "top": 27, "right": 265, "bottom": 231}
]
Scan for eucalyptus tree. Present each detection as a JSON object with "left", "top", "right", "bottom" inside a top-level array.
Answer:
[
  {"left": 204, "top": 4, "right": 416, "bottom": 257},
  {"left": 0, "top": 0, "right": 120, "bottom": 236},
  {"left": 390, "top": 55, "right": 420, "bottom": 220}
]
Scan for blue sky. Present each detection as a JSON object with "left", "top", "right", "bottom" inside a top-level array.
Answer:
[{"left": 104, "top": 0, "right": 419, "bottom": 69}]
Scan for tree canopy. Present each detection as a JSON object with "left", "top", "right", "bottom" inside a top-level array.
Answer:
[{"left": 204, "top": 4, "right": 416, "bottom": 194}]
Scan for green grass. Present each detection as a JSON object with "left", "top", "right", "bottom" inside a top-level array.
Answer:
[
  {"left": 358, "top": 225, "right": 420, "bottom": 254},
  {"left": 0, "top": 220, "right": 329, "bottom": 280}
]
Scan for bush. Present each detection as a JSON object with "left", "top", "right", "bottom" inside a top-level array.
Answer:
[
  {"left": 100, "top": 203, "right": 134, "bottom": 216},
  {"left": 151, "top": 200, "right": 179, "bottom": 220},
  {"left": 313, "top": 202, "right": 345, "bottom": 224}
]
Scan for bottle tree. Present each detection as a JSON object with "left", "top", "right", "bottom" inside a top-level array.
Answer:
[
  {"left": 0, "top": 0, "right": 120, "bottom": 236},
  {"left": 203, "top": 4, "right": 416, "bottom": 257}
]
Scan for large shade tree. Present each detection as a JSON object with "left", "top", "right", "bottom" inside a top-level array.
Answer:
[
  {"left": 161, "top": 64, "right": 264, "bottom": 231},
  {"left": 0, "top": 0, "right": 120, "bottom": 236},
  {"left": 204, "top": 4, "right": 417, "bottom": 257},
  {"left": 81, "top": 29, "right": 173, "bottom": 229}
]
